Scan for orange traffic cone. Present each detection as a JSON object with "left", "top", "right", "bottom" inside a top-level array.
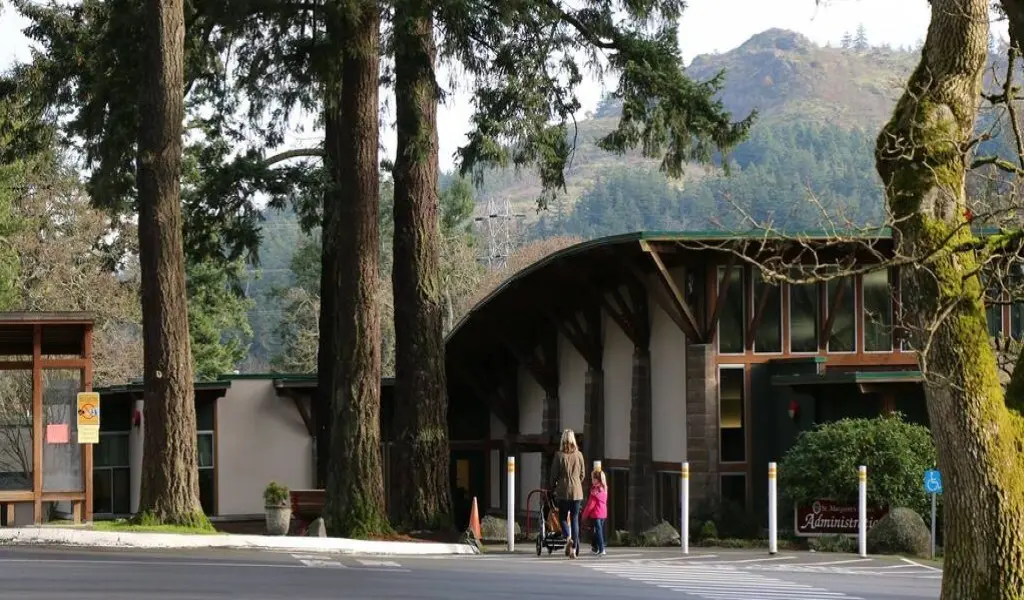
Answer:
[{"left": 470, "top": 496, "right": 482, "bottom": 542}]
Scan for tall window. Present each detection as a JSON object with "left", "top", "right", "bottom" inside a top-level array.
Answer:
[
  {"left": 94, "top": 432, "right": 130, "bottom": 515},
  {"left": 985, "top": 283, "right": 1003, "bottom": 339},
  {"left": 863, "top": 270, "right": 893, "bottom": 352},
  {"left": 753, "top": 271, "right": 782, "bottom": 353},
  {"left": 827, "top": 277, "right": 856, "bottom": 352},
  {"left": 717, "top": 267, "right": 745, "bottom": 353},
  {"left": 655, "top": 471, "right": 681, "bottom": 530},
  {"left": 197, "top": 399, "right": 215, "bottom": 515},
  {"left": 789, "top": 279, "right": 819, "bottom": 352},
  {"left": 607, "top": 468, "right": 629, "bottom": 533},
  {"left": 719, "top": 368, "right": 745, "bottom": 463}
]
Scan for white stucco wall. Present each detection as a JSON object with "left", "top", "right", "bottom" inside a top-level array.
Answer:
[
  {"left": 558, "top": 332, "right": 586, "bottom": 432},
  {"left": 518, "top": 367, "right": 544, "bottom": 435},
  {"left": 603, "top": 305, "right": 632, "bottom": 461},
  {"left": 650, "top": 295, "right": 688, "bottom": 462},
  {"left": 216, "top": 380, "right": 314, "bottom": 517},
  {"left": 519, "top": 451, "right": 541, "bottom": 510}
]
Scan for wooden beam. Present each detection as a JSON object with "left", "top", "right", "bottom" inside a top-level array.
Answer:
[
  {"left": 31, "top": 325, "right": 42, "bottom": 525},
  {"left": 0, "top": 491, "right": 34, "bottom": 502},
  {"left": 705, "top": 254, "right": 739, "bottom": 343},
  {"left": 543, "top": 307, "right": 601, "bottom": 369},
  {"left": 601, "top": 287, "right": 638, "bottom": 345},
  {"left": 458, "top": 366, "right": 517, "bottom": 432},
  {"left": 82, "top": 324, "right": 94, "bottom": 523},
  {"left": 39, "top": 491, "right": 87, "bottom": 502},
  {"left": 4, "top": 502, "right": 14, "bottom": 526},
  {"left": 291, "top": 394, "right": 315, "bottom": 438},
  {"left": 639, "top": 240, "right": 702, "bottom": 341},
  {"left": 504, "top": 336, "right": 557, "bottom": 396}
]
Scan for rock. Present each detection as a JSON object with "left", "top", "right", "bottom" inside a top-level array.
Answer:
[
  {"left": 641, "top": 520, "right": 681, "bottom": 547},
  {"left": 866, "top": 507, "right": 931, "bottom": 558},
  {"left": 480, "top": 515, "right": 521, "bottom": 542},
  {"left": 306, "top": 517, "right": 326, "bottom": 537}
]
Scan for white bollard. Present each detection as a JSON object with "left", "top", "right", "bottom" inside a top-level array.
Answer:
[
  {"left": 507, "top": 456, "right": 515, "bottom": 552},
  {"left": 858, "top": 465, "right": 867, "bottom": 557},
  {"left": 768, "top": 462, "right": 778, "bottom": 555},
  {"left": 681, "top": 462, "right": 690, "bottom": 555}
]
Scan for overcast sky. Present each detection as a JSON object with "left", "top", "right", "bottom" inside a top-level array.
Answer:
[{"left": 0, "top": 0, "right": 1006, "bottom": 173}]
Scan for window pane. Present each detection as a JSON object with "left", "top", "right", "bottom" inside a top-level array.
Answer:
[
  {"left": 655, "top": 472, "right": 681, "bottom": 530},
  {"left": 93, "top": 469, "right": 113, "bottom": 515},
  {"left": 753, "top": 272, "right": 781, "bottom": 353},
  {"left": 198, "top": 433, "right": 214, "bottom": 468},
  {"left": 790, "top": 281, "right": 819, "bottom": 352},
  {"left": 717, "top": 267, "right": 745, "bottom": 353},
  {"left": 42, "top": 374, "right": 82, "bottom": 492},
  {"left": 986, "top": 293, "right": 1003, "bottom": 338},
  {"left": 99, "top": 398, "right": 133, "bottom": 432},
  {"left": 196, "top": 399, "right": 215, "bottom": 431},
  {"left": 721, "top": 474, "right": 747, "bottom": 509},
  {"left": 609, "top": 469, "right": 629, "bottom": 533},
  {"left": 97, "top": 434, "right": 129, "bottom": 469},
  {"left": 112, "top": 467, "right": 131, "bottom": 515},
  {"left": 827, "top": 277, "right": 856, "bottom": 352},
  {"left": 864, "top": 270, "right": 894, "bottom": 351},
  {"left": 199, "top": 468, "right": 215, "bottom": 515},
  {"left": 719, "top": 368, "right": 745, "bottom": 462}
]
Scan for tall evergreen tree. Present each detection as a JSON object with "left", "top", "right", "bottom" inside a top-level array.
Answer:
[{"left": 135, "top": 0, "right": 206, "bottom": 525}]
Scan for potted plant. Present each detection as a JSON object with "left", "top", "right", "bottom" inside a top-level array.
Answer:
[{"left": 264, "top": 481, "right": 292, "bottom": 536}]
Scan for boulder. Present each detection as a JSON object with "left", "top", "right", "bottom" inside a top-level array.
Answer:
[
  {"left": 306, "top": 517, "right": 326, "bottom": 537},
  {"left": 866, "top": 507, "right": 931, "bottom": 558},
  {"left": 641, "top": 520, "right": 681, "bottom": 547},
  {"left": 480, "top": 515, "right": 521, "bottom": 542}
]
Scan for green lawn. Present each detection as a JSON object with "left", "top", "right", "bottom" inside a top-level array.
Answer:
[{"left": 90, "top": 519, "right": 219, "bottom": 535}]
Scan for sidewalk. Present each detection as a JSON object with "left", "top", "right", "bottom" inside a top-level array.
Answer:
[{"left": 0, "top": 526, "right": 480, "bottom": 556}]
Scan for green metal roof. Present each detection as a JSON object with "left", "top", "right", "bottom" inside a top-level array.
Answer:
[
  {"left": 771, "top": 370, "right": 923, "bottom": 387},
  {"left": 94, "top": 379, "right": 232, "bottom": 395}
]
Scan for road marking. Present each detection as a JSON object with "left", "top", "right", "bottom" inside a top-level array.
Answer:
[
  {"left": 900, "top": 557, "right": 942, "bottom": 572},
  {"left": 291, "top": 553, "right": 345, "bottom": 568},
  {"left": 708, "top": 555, "right": 798, "bottom": 564},
  {"left": 804, "top": 558, "right": 872, "bottom": 566},
  {"left": 356, "top": 559, "right": 402, "bottom": 568},
  {"left": 583, "top": 561, "right": 863, "bottom": 600},
  {"left": 0, "top": 557, "right": 310, "bottom": 569}
]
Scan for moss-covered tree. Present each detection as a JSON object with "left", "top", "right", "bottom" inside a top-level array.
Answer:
[{"left": 874, "top": 0, "right": 1024, "bottom": 596}]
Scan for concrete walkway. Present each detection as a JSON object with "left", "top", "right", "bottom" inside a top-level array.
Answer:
[{"left": 0, "top": 526, "right": 479, "bottom": 556}]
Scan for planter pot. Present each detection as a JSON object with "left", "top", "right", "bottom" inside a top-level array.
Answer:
[{"left": 265, "top": 505, "right": 292, "bottom": 536}]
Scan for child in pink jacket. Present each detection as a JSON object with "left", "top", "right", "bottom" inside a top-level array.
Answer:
[{"left": 582, "top": 470, "right": 608, "bottom": 555}]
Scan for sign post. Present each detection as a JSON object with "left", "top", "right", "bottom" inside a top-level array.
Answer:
[
  {"left": 768, "top": 462, "right": 778, "bottom": 555},
  {"left": 76, "top": 392, "right": 100, "bottom": 444},
  {"left": 923, "top": 469, "right": 943, "bottom": 560},
  {"left": 507, "top": 457, "right": 515, "bottom": 552},
  {"left": 681, "top": 462, "right": 689, "bottom": 555},
  {"left": 858, "top": 465, "right": 867, "bottom": 558}
]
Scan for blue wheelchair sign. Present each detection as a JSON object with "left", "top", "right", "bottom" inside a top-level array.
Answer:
[{"left": 924, "top": 469, "right": 943, "bottom": 494}]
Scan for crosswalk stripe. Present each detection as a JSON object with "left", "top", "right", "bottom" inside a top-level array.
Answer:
[{"left": 583, "top": 561, "right": 863, "bottom": 600}]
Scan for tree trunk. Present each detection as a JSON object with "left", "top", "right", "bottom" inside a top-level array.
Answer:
[
  {"left": 135, "top": 0, "right": 205, "bottom": 526},
  {"left": 320, "top": 0, "right": 390, "bottom": 538},
  {"left": 391, "top": 2, "right": 452, "bottom": 531},
  {"left": 876, "top": 0, "right": 1024, "bottom": 597}
]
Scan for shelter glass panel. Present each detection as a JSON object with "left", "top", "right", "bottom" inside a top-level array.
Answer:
[
  {"left": 753, "top": 271, "right": 782, "bottom": 353},
  {"left": 789, "top": 281, "right": 819, "bottom": 352},
  {"left": 717, "top": 267, "right": 746, "bottom": 354},
  {"left": 863, "top": 270, "right": 894, "bottom": 351},
  {"left": 42, "top": 371, "right": 82, "bottom": 492},
  {"left": 0, "top": 371, "right": 33, "bottom": 492},
  {"left": 827, "top": 277, "right": 856, "bottom": 352}
]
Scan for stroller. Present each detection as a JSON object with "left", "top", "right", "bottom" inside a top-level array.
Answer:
[{"left": 534, "top": 489, "right": 569, "bottom": 556}]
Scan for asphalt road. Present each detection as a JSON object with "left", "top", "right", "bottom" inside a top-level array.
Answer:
[{"left": 0, "top": 545, "right": 942, "bottom": 599}]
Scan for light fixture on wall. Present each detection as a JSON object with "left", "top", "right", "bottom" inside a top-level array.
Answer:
[{"left": 788, "top": 399, "right": 800, "bottom": 422}]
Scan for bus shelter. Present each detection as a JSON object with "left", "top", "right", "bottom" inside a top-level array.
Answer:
[{"left": 0, "top": 312, "right": 95, "bottom": 526}]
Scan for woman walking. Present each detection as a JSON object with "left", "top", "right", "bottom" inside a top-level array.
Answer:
[{"left": 549, "top": 429, "right": 585, "bottom": 558}]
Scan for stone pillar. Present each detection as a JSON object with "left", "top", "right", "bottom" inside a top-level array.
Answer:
[
  {"left": 584, "top": 368, "right": 605, "bottom": 465},
  {"left": 685, "top": 343, "right": 720, "bottom": 507},
  {"left": 627, "top": 347, "right": 654, "bottom": 534}
]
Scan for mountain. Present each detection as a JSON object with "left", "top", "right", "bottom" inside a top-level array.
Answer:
[{"left": 474, "top": 29, "right": 923, "bottom": 219}]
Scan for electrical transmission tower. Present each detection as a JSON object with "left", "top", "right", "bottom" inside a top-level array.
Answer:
[{"left": 474, "top": 196, "right": 525, "bottom": 270}]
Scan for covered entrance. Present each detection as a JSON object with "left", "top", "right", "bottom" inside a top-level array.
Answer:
[{"left": 0, "top": 312, "right": 95, "bottom": 526}]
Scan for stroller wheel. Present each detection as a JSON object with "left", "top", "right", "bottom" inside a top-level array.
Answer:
[
  {"left": 536, "top": 537, "right": 542, "bottom": 556},
  {"left": 547, "top": 547, "right": 553, "bottom": 555}
]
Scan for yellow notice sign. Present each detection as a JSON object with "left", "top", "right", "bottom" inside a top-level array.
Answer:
[{"left": 77, "top": 392, "right": 100, "bottom": 445}]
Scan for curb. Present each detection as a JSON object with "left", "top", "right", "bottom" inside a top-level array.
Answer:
[{"left": 0, "top": 527, "right": 480, "bottom": 556}]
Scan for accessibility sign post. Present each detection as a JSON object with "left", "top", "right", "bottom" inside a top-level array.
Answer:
[{"left": 923, "top": 469, "right": 943, "bottom": 560}]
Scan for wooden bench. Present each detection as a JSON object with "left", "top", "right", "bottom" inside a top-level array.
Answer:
[{"left": 290, "top": 489, "right": 325, "bottom": 535}]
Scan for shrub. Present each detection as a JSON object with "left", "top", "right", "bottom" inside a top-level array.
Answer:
[
  {"left": 809, "top": 534, "right": 857, "bottom": 553},
  {"left": 779, "top": 413, "right": 936, "bottom": 516},
  {"left": 691, "top": 498, "right": 760, "bottom": 539},
  {"left": 263, "top": 481, "right": 290, "bottom": 507},
  {"left": 866, "top": 507, "right": 931, "bottom": 557}
]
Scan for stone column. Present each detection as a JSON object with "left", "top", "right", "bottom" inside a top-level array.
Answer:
[
  {"left": 627, "top": 347, "right": 654, "bottom": 534},
  {"left": 685, "top": 344, "right": 720, "bottom": 507}
]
